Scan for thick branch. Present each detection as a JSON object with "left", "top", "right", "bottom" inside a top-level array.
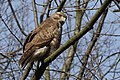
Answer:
[
  {"left": 20, "top": 62, "right": 34, "bottom": 80},
  {"left": 31, "top": 0, "right": 67, "bottom": 79},
  {"left": 44, "top": 0, "right": 112, "bottom": 65},
  {"left": 60, "top": 0, "right": 89, "bottom": 79},
  {"left": 45, "top": 66, "right": 50, "bottom": 80},
  {"left": 78, "top": 7, "right": 109, "bottom": 80},
  {"left": 56, "top": 0, "right": 67, "bottom": 12},
  {"left": 31, "top": 0, "right": 112, "bottom": 80}
]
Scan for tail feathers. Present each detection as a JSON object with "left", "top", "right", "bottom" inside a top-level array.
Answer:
[{"left": 18, "top": 52, "right": 34, "bottom": 68}]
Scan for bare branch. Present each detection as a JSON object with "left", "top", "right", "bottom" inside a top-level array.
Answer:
[
  {"left": 78, "top": 7, "right": 108, "bottom": 80},
  {"left": 60, "top": 0, "right": 89, "bottom": 79},
  {"left": 32, "top": 0, "right": 39, "bottom": 27},
  {"left": 20, "top": 62, "right": 34, "bottom": 80},
  {"left": 31, "top": 0, "right": 112, "bottom": 79},
  {"left": 0, "top": 15, "right": 23, "bottom": 46},
  {"left": 56, "top": 0, "right": 67, "bottom": 12},
  {"left": 7, "top": 0, "right": 27, "bottom": 36}
]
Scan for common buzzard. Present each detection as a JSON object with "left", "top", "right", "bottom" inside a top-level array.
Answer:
[{"left": 18, "top": 12, "right": 67, "bottom": 68}]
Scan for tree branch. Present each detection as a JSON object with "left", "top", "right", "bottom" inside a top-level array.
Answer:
[
  {"left": 78, "top": 7, "right": 109, "bottom": 80},
  {"left": 20, "top": 62, "right": 34, "bottom": 80},
  {"left": 32, "top": 0, "right": 39, "bottom": 27},
  {"left": 40, "top": 0, "right": 49, "bottom": 23},
  {"left": 8, "top": 0, "right": 27, "bottom": 36},
  {"left": 31, "top": 0, "right": 112, "bottom": 79},
  {"left": 0, "top": 14, "right": 23, "bottom": 46},
  {"left": 60, "top": 0, "right": 89, "bottom": 79},
  {"left": 56, "top": 0, "right": 67, "bottom": 12},
  {"left": 44, "top": 0, "right": 112, "bottom": 65}
]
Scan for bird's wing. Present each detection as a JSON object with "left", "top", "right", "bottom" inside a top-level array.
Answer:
[
  {"left": 23, "top": 17, "right": 57, "bottom": 52},
  {"left": 19, "top": 17, "right": 58, "bottom": 67},
  {"left": 23, "top": 25, "right": 43, "bottom": 52}
]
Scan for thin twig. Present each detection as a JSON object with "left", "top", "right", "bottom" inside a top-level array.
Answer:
[
  {"left": 0, "top": 14, "right": 23, "bottom": 46},
  {"left": 8, "top": 0, "right": 27, "bottom": 36},
  {"left": 32, "top": 0, "right": 39, "bottom": 27}
]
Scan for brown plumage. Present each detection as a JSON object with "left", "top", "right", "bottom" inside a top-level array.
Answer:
[{"left": 18, "top": 12, "right": 67, "bottom": 68}]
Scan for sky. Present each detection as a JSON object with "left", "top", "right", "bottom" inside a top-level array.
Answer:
[{"left": 0, "top": 0, "right": 120, "bottom": 79}]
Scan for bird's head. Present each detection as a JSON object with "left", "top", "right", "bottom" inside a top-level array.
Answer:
[{"left": 51, "top": 12, "right": 67, "bottom": 25}]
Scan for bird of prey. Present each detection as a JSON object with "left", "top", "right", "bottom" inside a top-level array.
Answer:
[{"left": 18, "top": 12, "right": 67, "bottom": 68}]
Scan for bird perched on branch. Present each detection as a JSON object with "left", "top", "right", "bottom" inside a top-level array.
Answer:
[{"left": 18, "top": 12, "right": 67, "bottom": 68}]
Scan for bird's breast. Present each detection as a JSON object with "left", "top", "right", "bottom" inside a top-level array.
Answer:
[{"left": 32, "top": 46, "right": 50, "bottom": 61}]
